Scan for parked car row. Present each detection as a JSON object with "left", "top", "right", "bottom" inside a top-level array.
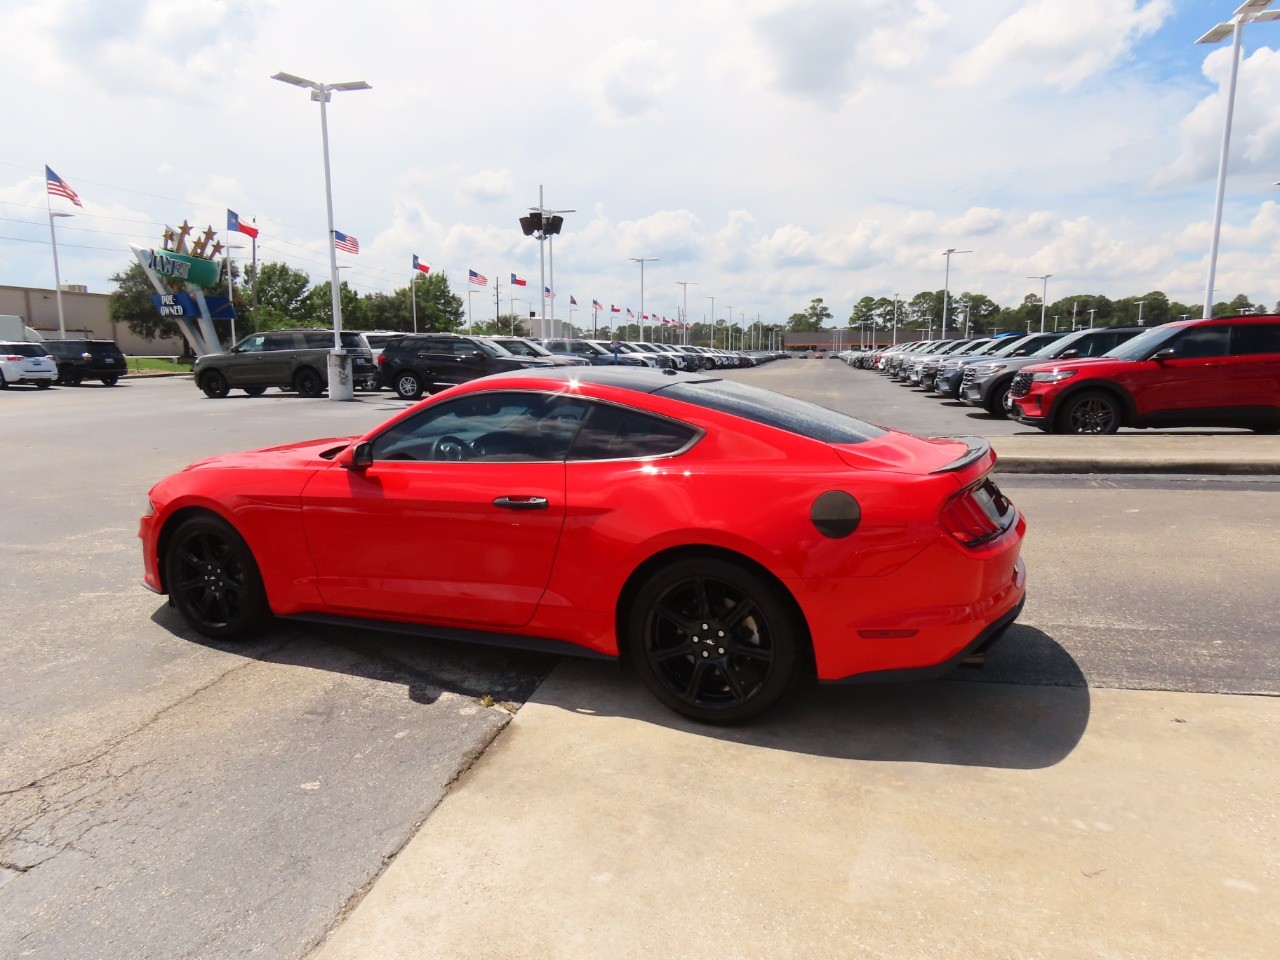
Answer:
[
  {"left": 0, "top": 338, "right": 128, "bottom": 390},
  {"left": 841, "top": 315, "right": 1280, "bottom": 433},
  {"left": 193, "top": 327, "right": 788, "bottom": 400}
]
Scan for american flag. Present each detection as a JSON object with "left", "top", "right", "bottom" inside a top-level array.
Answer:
[
  {"left": 511, "top": 273, "right": 527, "bottom": 286},
  {"left": 45, "top": 166, "right": 83, "bottom": 208},
  {"left": 627, "top": 308, "right": 634, "bottom": 318},
  {"left": 592, "top": 299, "right": 602, "bottom": 310},
  {"left": 333, "top": 231, "right": 359, "bottom": 254},
  {"left": 544, "top": 286, "right": 555, "bottom": 299},
  {"left": 413, "top": 254, "right": 431, "bottom": 274},
  {"left": 469, "top": 269, "right": 488, "bottom": 286}
]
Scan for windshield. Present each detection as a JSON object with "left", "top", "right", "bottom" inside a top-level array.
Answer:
[
  {"left": 1104, "top": 324, "right": 1183, "bottom": 360},
  {"left": 660, "top": 378, "right": 886, "bottom": 444},
  {"left": 502, "top": 338, "right": 551, "bottom": 357},
  {"left": 1031, "top": 331, "right": 1088, "bottom": 357}
]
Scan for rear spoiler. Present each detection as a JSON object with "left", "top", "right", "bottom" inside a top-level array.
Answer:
[{"left": 928, "top": 436, "right": 992, "bottom": 474}]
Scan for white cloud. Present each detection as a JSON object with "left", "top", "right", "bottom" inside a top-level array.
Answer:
[
  {"left": 457, "top": 170, "right": 518, "bottom": 205},
  {"left": 951, "top": 0, "right": 1172, "bottom": 91},
  {"left": 588, "top": 39, "right": 677, "bottom": 122}
]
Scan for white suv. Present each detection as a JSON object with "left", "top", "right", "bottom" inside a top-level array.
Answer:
[{"left": 0, "top": 342, "right": 57, "bottom": 389}]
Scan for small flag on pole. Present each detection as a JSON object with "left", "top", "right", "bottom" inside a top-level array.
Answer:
[
  {"left": 413, "top": 254, "right": 431, "bottom": 274},
  {"left": 511, "top": 273, "right": 527, "bottom": 286},
  {"left": 611, "top": 304, "right": 621, "bottom": 314},
  {"left": 46, "top": 166, "right": 83, "bottom": 208},
  {"left": 627, "top": 308, "right": 634, "bottom": 318},
  {"left": 227, "top": 209, "right": 258, "bottom": 239},
  {"left": 334, "top": 231, "right": 359, "bottom": 254},
  {"left": 592, "top": 300, "right": 602, "bottom": 310},
  {"left": 469, "top": 269, "right": 488, "bottom": 286},
  {"left": 570, "top": 295, "right": 578, "bottom": 306},
  {"left": 544, "top": 286, "right": 555, "bottom": 299}
]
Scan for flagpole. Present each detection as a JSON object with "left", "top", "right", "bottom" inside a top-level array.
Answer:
[
  {"left": 46, "top": 184, "right": 68, "bottom": 340},
  {"left": 467, "top": 289, "right": 474, "bottom": 333},
  {"left": 548, "top": 235, "right": 557, "bottom": 338},
  {"left": 411, "top": 271, "right": 418, "bottom": 333},
  {"left": 494, "top": 276, "right": 501, "bottom": 328},
  {"left": 250, "top": 232, "right": 258, "bottom": 326},
  {"left": 225, "top": 249, "right": 236, "bottom": 346}
]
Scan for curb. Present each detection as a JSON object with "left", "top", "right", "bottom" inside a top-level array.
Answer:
[{"left": 994, "top": 456, "right": 1280, "bottom": 476}]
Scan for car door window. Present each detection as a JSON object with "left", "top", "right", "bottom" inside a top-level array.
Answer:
[
  {"left": 238, "top": 335, "right": 267, "bottom": 353},
  {"left": 370, "top": 392, "right": 590, "bottom": 462},
  {"left": 1232, "top": 324, "right": 1280, "bottom": 355},
  {"left": 263, "top": 333, "right": 296, "bottom": 351},
  {"left": 1170, "top": 327, "right": 1230, "bottom": 359},
  {"left": 568, "top": 403, "right": 699, "bottom": 460}
]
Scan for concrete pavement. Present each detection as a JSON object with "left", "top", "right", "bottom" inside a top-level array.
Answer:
[
  {"left": 313, "top": 662, "right": 1279, "bottom": 960},
  {"left": 989, "top": 432, "right": 1280, "bottom": 475}
]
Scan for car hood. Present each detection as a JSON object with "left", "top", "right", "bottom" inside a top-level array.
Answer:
[
  {"left": 184, "top": 437, "right": 356, "bottom": 471},
  {"left": 1019, "top": 356, "right": 1127, "bottom": 375}
]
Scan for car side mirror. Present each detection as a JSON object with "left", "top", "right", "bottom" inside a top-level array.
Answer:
[
  {"left": 1152, "top": 347, "right": 1178, "bottom": 362},
  {"left": 472, "top": 351, "right": 487, "bottom": 361},
  {"left": 1059, "top": 349, "right": 1079, "bottom": 359},
  {"left": 342, "top": 441, "right": 373, "bottom": 470}
]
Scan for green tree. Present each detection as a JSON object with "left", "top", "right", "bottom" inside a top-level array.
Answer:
[
  {"left": 787, "top": 297, "right": 833, "bottom": 332},
  {"left": 247, "top": 261, "right": 312, "bottom": 329},
  {"left": 304, "top": 281, "right": 366, "bottom": 329},
  {"left": 109, "top": 262, "right": 175, "bottom": 341},
  {"left": 907, "top": 291, "right": 942, "bottom": 335}
]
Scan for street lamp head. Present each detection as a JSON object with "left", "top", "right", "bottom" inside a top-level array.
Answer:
[
  {"left": 50, "top": 211, "right": 74, "bottom": 219},
  {"left": 272, "top": 71, "right": 315, "bottom": 88}
]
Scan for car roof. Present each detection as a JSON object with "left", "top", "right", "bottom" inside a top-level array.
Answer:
[{"left": 469, "top": 366, "right": 719, "bottom": 394}]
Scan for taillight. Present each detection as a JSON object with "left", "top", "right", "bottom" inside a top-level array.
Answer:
[
  {"left": 940, "top": 478, "right": 1014, "bottom": 547},
  {"left": 377, "top": 354, "right": 387, "bottom": 365}
]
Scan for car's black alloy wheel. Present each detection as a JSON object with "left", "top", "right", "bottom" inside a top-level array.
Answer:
[
  {"left": 294, "top": 367, "right": 323, "bottom": 398},
  {"left": 200, "top": 371, "right": 230, "bottom": 398},
  {"left": 164, "top": 515, "right": 269, "bottom": 640},
  {"left": 629, "top": 557, "right": 799, "bottom": 724},
  {"left": 1059, "top": 390, "right": 1121, "bottom": 434}
]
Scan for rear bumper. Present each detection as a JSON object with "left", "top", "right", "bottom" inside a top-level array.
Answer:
[{"left": 822, "top": 593, "right": 1025, "bottom": 685}]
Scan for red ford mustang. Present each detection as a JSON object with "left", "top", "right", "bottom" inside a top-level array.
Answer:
[{"left": 140, "top": 368, "right": 1027, "bottom": 723}]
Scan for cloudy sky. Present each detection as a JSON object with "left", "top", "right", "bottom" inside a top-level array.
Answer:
[{"left": 3, "top": 0, "right": 1280, "bottom": 328}]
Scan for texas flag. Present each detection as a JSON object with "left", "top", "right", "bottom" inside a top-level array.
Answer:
[
  {"left": 570, "top": 295, "right": 578, "bottom": 306},
  {"left": 511, "top": 273, "right": 527, "bottom": 287},
  {"left": 662, "top": 316, "right": 671, "bottom": 325},
  {"left": 610, "top": 304, "right": 621, "bottom": 314},
  {"left": 227, "top": 209, "right": 258, "bottom": 239},
  {"left": 413, "top": 254, "right": 431, "bottom": 274}
]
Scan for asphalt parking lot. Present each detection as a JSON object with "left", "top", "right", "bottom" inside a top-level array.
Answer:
[{"left": 2, "top": 370, "right": 1277, "bottom": 960}]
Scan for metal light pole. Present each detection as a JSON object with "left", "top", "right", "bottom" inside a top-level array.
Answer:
[
  {"left": 676, "top": 281, "right": 697, "bottom": 346},
  {"left": 941, "top": 248, "right": 971, "bottom": 338},
  {"left": 893, "top": 293, "right": 900, "bottom": 345},
  {"left": 523, "top": 188, "right": 574, "bottom": 338},
  {"left": 631, "top": 257, "right": 658, "bottom": 341},
  {"left": 1196, "top": 2, "right": 1280, "bottom": 318},
  {"left": 224, "top": 242, "right": 246, "bottom": 345},
  {"left": 272, "top": 71, "right": 370, "bottom": 401},
  {"left": 1028, "top": 274, "right": 1051, "bottom": 333},
  {"left": 1136, "top": 299, "right": 1147, "bottom": 326},
  {"left": 47, "top": 211, "right": 73, "bottom": 339},
  {"left": 1088, "top": 308, "right": 1098, "bottom": 328},
  {"left": 510, "top": 295, "right": 526, "bottom": 335},
  {"left": 705, "top": 296, "right": 715, "bottom": 347}
]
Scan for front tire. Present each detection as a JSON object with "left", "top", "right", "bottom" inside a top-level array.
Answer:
[
  {"left": 102, "top": 375, "right": 119, "bottom": 386},
  {"left": 984, "top": 378, "right": 1013, "bottom": 417},
  {"left": 163, "top": 515, "right": 269, "bottom": 640},
  {"left": 200, "top": 371, "right": 230, "bottom": 399},
  {"left": 294, "top": 367, "right": 324, "bottom": 398},
  {"left": 1057, "top": 390, "right": 1122, "bottom": 435},
  {"left": 242, "top": 385, "right": 268, "bottom": 397},
  {"left": 627, "top": 557, "right": 800, "bottom": 724}
]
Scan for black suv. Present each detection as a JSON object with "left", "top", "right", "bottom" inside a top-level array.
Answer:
[
  {"left": 379, "top": 333, "right": 554, "bottom": 399},
  {"left": 194, "top": 329, "right": 377, "bottom": 398},
  {"left": 44, "top": 339, "right": 128, "bottom": 385}
]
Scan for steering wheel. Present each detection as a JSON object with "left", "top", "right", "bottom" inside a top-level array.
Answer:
[{"left": 431, "top": 435, "right": 469, "bottom": 461}]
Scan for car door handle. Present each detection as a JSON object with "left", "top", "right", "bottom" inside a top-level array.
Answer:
[{"left": 493, "top": 496, "right": 549, "bottom": 510}]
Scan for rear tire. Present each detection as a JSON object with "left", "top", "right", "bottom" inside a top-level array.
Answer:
[
  {"left": 200, "top": 371, "right": 230, "bottom": 399},
  {"left": 102, "top": 375, "right": 119, "bottom": 386},
  {"left": 163, "top": 514, "right": 270, "bottom": 640},
  {"left": 394, "top": 370, "right": 424, "bottom": 400},
  {"left": 242, "top": 385, "right": 268, "bottom": 397},
  {"left": 36, "top": 380, "right": 52, "bottom": 390},
  {"left": 627, "top": 557, "right": 800, "bottom": 724},
  {"left": 294, "top": 367, "right": 323, "bottom": 398}
]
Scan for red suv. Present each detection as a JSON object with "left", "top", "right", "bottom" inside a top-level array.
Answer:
[{"left": 1009, "top": 315, "right": 1280, "bottom": 434}]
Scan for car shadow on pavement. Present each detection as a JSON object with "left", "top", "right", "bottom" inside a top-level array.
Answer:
[
  {"left": 150, "top": 604, "right": 558, "bottom": 708},
  {"left": 537, "top": 624, "right": 1090, "bottom": 771}
]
